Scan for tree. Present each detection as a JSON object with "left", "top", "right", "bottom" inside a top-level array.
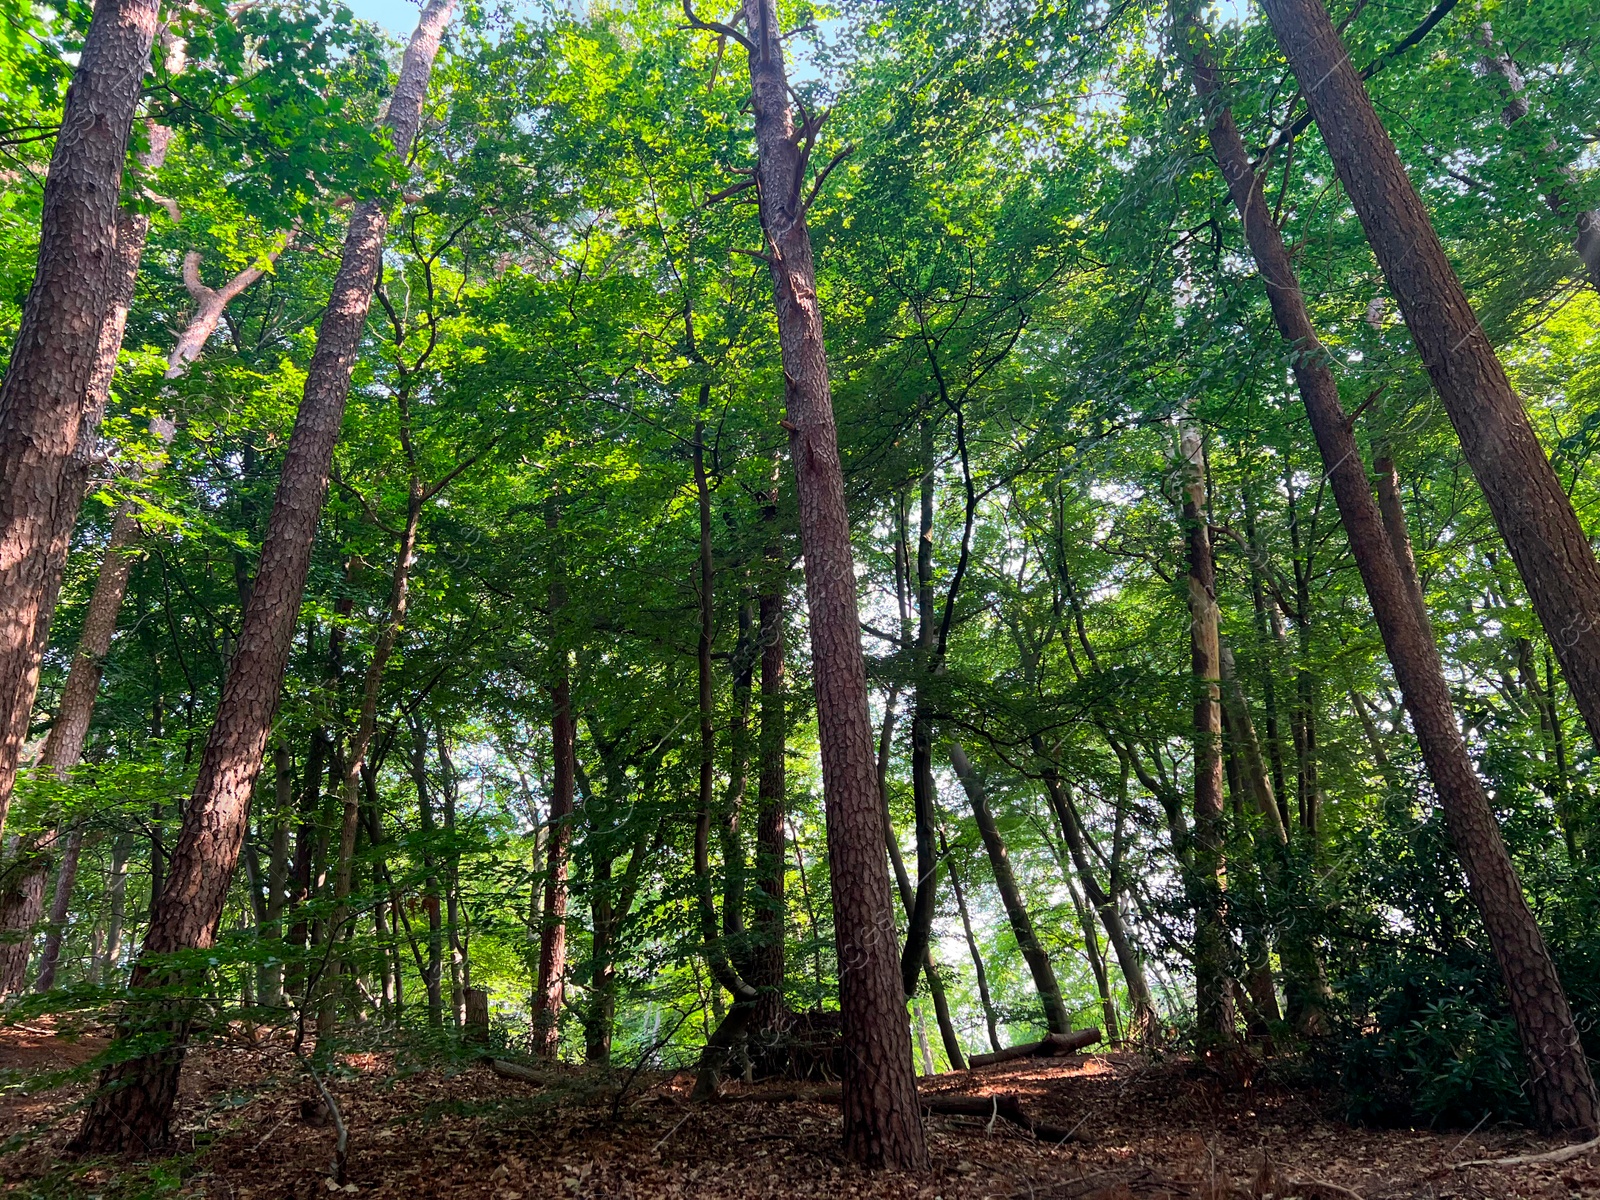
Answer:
[
  {"left": 1174, "top": 4, "right": 1599, "bottom": 1134},
  {"left": 70, "top": 0, "right": 456, "bottom": 1151},
  {"left": 0, "top": 0, "right": 162, "bottom": 833},
  {"left": 712, "top": 0, "right": 928, "bottom": 1166},
  {"left": 1258, "top": 0, "right": 1600, "bottom": 765}
]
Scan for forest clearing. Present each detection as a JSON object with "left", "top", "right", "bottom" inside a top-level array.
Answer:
[{"left": 2, "top": 0, "right": 1600, "bottom": 1193}]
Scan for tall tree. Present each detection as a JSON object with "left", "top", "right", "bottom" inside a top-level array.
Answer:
[
  {"left": 713, "top": 0, "right": 927, "bottom": 1165},
  {"left": 1258, "top": 0, "right": 1600, "bottom": 761},
  {"left": 950, "top": 743, "right": 1071, "bottom": 1036},
  {"left": 1174, "top": 6, "right": 1599, "bottom": 1133},
  {"left": 0, "top": 0, "right": 162, "bottom": 834},
  {"left": 70, "top": 0, "right": 455, "bottom": 1151},
  {"left": 1178, "top": 417, "right": 1234, "bottom": 1047}
]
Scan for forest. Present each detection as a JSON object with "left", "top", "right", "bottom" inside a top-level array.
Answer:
[{"left": 0, "top": 0, "right": 1598, "bottom": 1195}]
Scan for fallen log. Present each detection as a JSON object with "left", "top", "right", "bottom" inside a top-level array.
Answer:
[
  {"left": 488, "top": 1058, "right": 545, "bottom": 1085},
  {"left": 966, "top": 1027, "right": 1102, "bottom": 1068},
  {"left": 715, "top": 1085, "right": 1087, "bottom": 1144},
  {"left": 922, "top": 1093, "right": 1087, "bottom": 1143}
]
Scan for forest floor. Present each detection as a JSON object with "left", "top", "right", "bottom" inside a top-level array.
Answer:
[{"left": 2, "top": 1019, "right": 1598, "bottom": 1199}]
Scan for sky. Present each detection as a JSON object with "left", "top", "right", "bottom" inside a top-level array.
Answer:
[{"left": 344, "top": 0, "right": 426, "bottom": 35}]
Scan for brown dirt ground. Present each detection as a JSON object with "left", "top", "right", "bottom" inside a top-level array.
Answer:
[{"left": 2, "top": 1022, "right": 1597, "bottom": 1199}]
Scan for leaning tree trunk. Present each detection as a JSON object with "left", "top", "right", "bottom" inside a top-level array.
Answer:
[
  {"left": 1178, "top": 417, "right": 1234, "bottom": 1048},
  {"left": 949, "top": 743, "right": 1071, "bottom": 1036},
  {"left": 730, "top": 0, "right": 926, "bottom": 1165},
  {"left": 6, "top": 245, "right": 277, "bottom": 987},
  {"left": 1259, "top": 0, "right": 1600, "bottom": 766},
  {"left": 69, "top": 0, "right": 454, "bottom": 1153},
  {"left": 1175, "top": 4, "right": 1599, "bottom": 1134},
  {"left": 0, "top": 0, "right": 161, "bottom": 834},
  {"left": 1034, "top": 748, "right": 1157, "bottom": 1037}
]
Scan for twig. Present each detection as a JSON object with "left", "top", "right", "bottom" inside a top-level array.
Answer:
[
  {"left": 1452, "top": 1132, "right": 1600, "bottom": 1168},
  {"left": 652, "top": 1111, "right": 694, "bottom": 1155},
  {"left": 294, "top": 1050, "right": 348, "bottom": 1184}
]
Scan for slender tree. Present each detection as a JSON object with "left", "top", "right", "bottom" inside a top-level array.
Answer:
[
  {"left": 1257, "top": 0, "right": 1600, "bottom": 761},
  {"left": 0, "top": 0, "right": 163, "bottom": 834},
  {"left": 949, "top": 743, "right": 1071, "bottom": 1036},
  {"left": 70, "top": 0, "right": 455, "bottom": 1150},
  {"left": 1174, "top": 6, "right": 1599, "bottom": 1133},
  {"left": 708, "top": 0, "right": 927, "bottom": 1164}
]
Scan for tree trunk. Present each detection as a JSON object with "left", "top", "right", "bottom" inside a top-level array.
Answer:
[
  {"left": 1260, "top": 0, "right": 1600, "bottom": 764},
  {"left": 751, "top": 485, "right": 788, "bottom": 1033},
  {"left": 1475, "top": 25, "right": 1600, "bottom": 295},
  {"left": 70, "top": 0, "right": 454, "bottom": 1152},
  {"left": 734, "top": 0, "right": 926, "bottom": 1164},
  {"left": 1176, "top": 5, "right": 1599, "bottom": 1133},
  {"left": 941, "top": 825, "right": 1001, "bottom": 1053},
  {"left": 949, "top": 743, "right": 1070, "bottom": 1036},
  {"left": 533, "top": 504, "right": 576, "bottom": 1057},
  {"left": 263, "top": 739, "right": 291, "bottom": 1007},
  {"left": 1219, "top": 645, "right": 1329, "bottom": 1033},
  {"left": 322, "top": 484, "right": 423, "bottom": 1033},
  {"left": 1178, "top": 417, "right": 1234, "bottom": 1048},
  {"left": 878, "top": 695, "right": 965, "bottom": 1071},
  {"left": 439, "top": 733, "right": 468, "bottom": 1025},
  {"left": 1373, "top": 453, "right": 1431, "bottom": 637},
  {"left": 1033, "top": 745, "right": 1157, "bottom": 1038},
  {"left": 412, "top": 720, "right": 444, "bottom": 1029},
  {"left": 0, "top": 0, "right": 161, "bottom": 834},
  {"left": 902, "top": 419, "right": 940, "bottom": 994},
  {"left": 4, "top": 241, "right": 259, "bottom": 982},
  {"left": 31, "top": 824, "right": 85, "bottom": 991},
  {"left": 101, "top": 832, "right": 132, "bottom": 985}
]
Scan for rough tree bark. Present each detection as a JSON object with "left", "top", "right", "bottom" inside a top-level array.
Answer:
[
  {"left": 7, "top": 241, "right": 280, "bottom": 992},
  {"left": 533, "top": 500, "right": 576, "bottom": 1058},
  {"left": 722, "top": 0, "right": 926, "bottom": 1164},
  {"left": 70, "top": 0, "right": 454, "bottom": 1152},
  {"left": 0, "top": 0, "right": 162, "bottom": 834},
  {"left": 1259, "top": 0, "right": 1600, "bottom": 762},
  {"left": 1176, "top": 5, "right": 1599, "bottom": 1133},
  {"left": 949, "top": 743, "right": 1071, "bottom": 1036}
]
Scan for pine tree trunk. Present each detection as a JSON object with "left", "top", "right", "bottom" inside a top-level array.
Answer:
[
  {"left": 0, "top": 0, "right": 161, "bottom": 833},
  {"left": 949, "top": 743, "right": 1071, "bottom": 1036},
  {"left": 1260, "top": 0, "right": 1600, "bottom": 763},
  {"left": 734, "top": 0, "right": 925, "bottom": 1164},
  {"left": 533, "top": 504, "right": 575, "bottom": 1057},
  {"left": 1176, "top": 5, "right": 1599, "bottom": 1133},
  {"left": 70, "top": 1, "right": 453, "bottom": 1152},
  {"left": 1179, "top": 418, "right": 1234, "bottom": 1048}
]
